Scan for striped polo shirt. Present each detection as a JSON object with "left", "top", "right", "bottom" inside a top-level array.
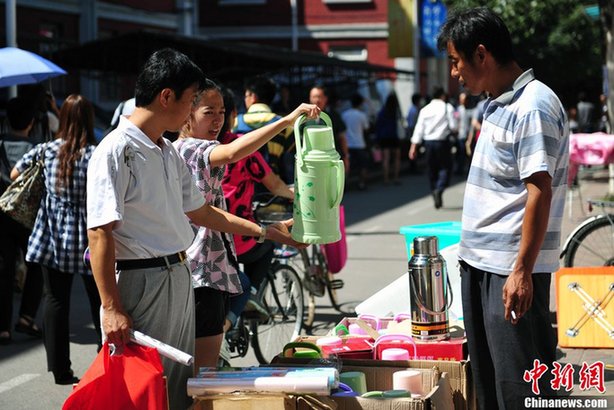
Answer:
[{"left": 458, "top": 69, "right": 569, "bottom": 275}]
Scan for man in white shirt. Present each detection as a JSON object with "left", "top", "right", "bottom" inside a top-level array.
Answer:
[
  {"left": 341, "top": 93, "right": 371, "bottom": 190},
  {"left": 409, "top": 86, "right": 456, "bottom": 208},
  {"left": 87, "top": 49, "right": 301, "bottom": 410}
]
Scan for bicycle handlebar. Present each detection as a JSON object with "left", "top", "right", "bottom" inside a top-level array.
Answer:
[
  {"left": 251, "top": 193, "right": 294, "bottom": 225},
  {"left": 251, "top": 192, "right": 291, "bottom": 210}
]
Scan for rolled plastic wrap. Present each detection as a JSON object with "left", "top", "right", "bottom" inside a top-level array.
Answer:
[
  {"left": 187, "top": 375, "right": 331, "bottom": 396},
  {"left": 130, "top": 329, "right": 194, "bottom": 366}
]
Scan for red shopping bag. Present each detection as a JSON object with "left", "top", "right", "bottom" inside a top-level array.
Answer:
[
  {"left": 62, "top": 342, "right": 167, "bottom": 410},
  {"left": 323, "top": 205, "right": 348, "bottom": 273}
]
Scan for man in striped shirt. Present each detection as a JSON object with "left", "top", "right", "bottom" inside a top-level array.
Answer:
[{"left": 438, "top": 7, "right": 569, "bottom": 410}]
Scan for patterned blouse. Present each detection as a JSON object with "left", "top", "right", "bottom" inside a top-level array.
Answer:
[
  {"left": 16, "top": 139, "right": 95, "bottom": 276},
  {"left": 173, "top": 138, "right": 241, "bottom": 294},
  {"left": 219, "top": 131, "right": 272, "bottom": 256}
]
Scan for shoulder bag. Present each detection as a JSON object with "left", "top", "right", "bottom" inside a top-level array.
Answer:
[{"left": 0, "top": 143, "right": 47, "bottom": 229}]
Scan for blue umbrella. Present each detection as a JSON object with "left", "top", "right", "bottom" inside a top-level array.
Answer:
[{"left": 0, "top": 47, "right": 67, "bottom": 87}]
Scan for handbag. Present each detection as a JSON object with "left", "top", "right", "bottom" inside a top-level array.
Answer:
[
  {"left": 0, "top": 143, "right": 47, "bottom": 229},
  {"left": 62, "top": 342, "right": 167, "bottom": 410}
]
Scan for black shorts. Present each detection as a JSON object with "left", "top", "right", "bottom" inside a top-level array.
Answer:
[
  {"left": 194, "top": 286, "right": 230, "bottom": 338},
  {"left": 378, "top": 138, "right": 400, "bottom": 149},
  {"left": 348, "top": 148, "right": 371, "bottom": 171}
]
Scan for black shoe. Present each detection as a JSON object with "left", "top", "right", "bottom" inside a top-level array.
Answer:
[
  {"left": 432, "top": 190, "right": 443, "bottom": 209},
  {"left": 14, "top": 317, "right": 42, "bottom": 338},
  {"left": 54, "top": 370, "right": 79, "bottom": 385},
  {"left": 0, "top": 331, "right": 11, "bottom": 345}
]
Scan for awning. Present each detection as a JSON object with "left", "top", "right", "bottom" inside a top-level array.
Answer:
[{"left": 52, "top": 31, "right": 413, "bottom": 84}]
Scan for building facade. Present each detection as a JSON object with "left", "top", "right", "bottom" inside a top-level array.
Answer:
[{"left": 1, "top": 1, "right": 452, "bottom": 115}]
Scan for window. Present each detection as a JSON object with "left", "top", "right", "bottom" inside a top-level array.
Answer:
[
  {"left": 327, "top": 46, "right": 368, "bottom": 62},
  {"left": 38, "top": 23, "right": 62, "bottom": 55}
]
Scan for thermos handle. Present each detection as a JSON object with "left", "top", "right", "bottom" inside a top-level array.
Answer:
[
  {"left": 446, "top": 275, "right": 454, "bottom": 310},
  {"left": 330, "top": 160, "right": 345, "bottom": 208},
  {"left": 373, "top": 334, "right": 417, "bottom": 358},
  {"left": 319, "top": 111, "right": 333, "bottom": 128},
  {"left": 409, "top": 269, "right": 449, "bottom": 315},
  {"left": 294, "top": 114, "right": 306, "bottom": 169},
  {"left": 293, "top": 112, "right": 333, "bottom": 169}
]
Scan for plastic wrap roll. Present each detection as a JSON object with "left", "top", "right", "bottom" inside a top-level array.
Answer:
[
  {"left": 130, "top": 329, "right": 193, "bottom": 366},
  {"left": 187, "top": 375, "right": 331, "bottom": 396}
]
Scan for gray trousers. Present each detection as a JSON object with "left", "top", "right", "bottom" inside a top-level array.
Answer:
[
  {"left": 460, "top": 262, "right": 558, "bottom": 410},
  {"left": 116, "top": 261, "right": 195, "bottom": 410}
]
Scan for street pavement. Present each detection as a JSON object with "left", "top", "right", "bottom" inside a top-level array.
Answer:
[{"left": 0, "top": 163, "right": 612, "bottom": 409}]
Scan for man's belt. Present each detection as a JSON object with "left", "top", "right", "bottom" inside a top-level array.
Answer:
[{"left": 116, "top": 251, "right": 187, "bottom": 271}]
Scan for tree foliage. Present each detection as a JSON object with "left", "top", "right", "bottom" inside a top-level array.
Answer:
[{"left": 443, "top": 0, "right": 603, "bottom": 108}]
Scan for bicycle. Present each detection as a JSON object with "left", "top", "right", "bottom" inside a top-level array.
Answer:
[
  {"left": 560, "top": 199, "right": 614, "bottom": 267},
  {"left": 222, "top": 202, "right": 305, "bottom": 365},
  {"left": 252, "top": 193, "right": 344, "bottom": 331}
]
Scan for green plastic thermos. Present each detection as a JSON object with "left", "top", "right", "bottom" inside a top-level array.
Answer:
[{"left": 292, "top": 112, "right": 345, "bottom": 244}]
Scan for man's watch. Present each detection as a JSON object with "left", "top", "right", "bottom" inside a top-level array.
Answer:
[{"left": 257, "top": 225, "right": 267, "bottom": 243}]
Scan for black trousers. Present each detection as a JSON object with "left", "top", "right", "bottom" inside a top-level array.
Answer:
[
  {"left": 423, "top": 140, "right": 452, "bottom": 192},
  {"left": 0, "top": 212, "right": 43, "bottom": 332},
  {"left": 460, "top": 262, "right": 558, "bottom": 410},
  {"left": 41, "top": 266, "right": 102, "bottom": 376}
]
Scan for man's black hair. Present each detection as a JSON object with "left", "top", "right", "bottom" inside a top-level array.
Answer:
[
  {"left": 350, "top": 93, "right": 364, "bottom": 108},
  {"left": 135, "top": 48, "right": 205, "bottom": 107},
  {"left": 437, "top": 7, "right": 515, "bottom": 66},
  {"left": 432, "top": 86, "right": 446, "bottom": 99},
  {"left": 244, "top": 75, "right": 277, "bottom": 106},
  {"left": 311, "top": 83, "right": 328, "bottom": 96},
  {"left": 411, "top": 93, "right": 422, "bottom": 105},
  {"left": 6, "top": 97, "right": 35, "bottom": 131}
]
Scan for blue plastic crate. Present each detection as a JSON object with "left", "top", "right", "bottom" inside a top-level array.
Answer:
[{"left": 399, "top": 221, "right": 462, "bottom": 259}]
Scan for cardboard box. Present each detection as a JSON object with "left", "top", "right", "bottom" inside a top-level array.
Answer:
[
  {"left": 272, "top": 357, "right": 475, "bottom": 410},
  {"left": 192, "top": 393, "right": 334, "bottom": 410},
  {"left": 192, "top": 394, "right": 297, "bottom": 410},
  {"left": 333, "top": 366, "right": 454, "bottom": 410}
]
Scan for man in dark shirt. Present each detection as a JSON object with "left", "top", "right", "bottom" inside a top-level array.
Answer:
[
  {"left": 308, "top": 84, "right": 350, "bottom": 173},
  {"left": 0, "top": 96, "right": 43, "bottom": 346}
]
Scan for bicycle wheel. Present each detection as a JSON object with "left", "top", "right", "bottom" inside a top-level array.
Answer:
[
  {"left": 564, "top": 215, "right": 614, "bottom": 267},
  {"left": 251, "top": 264, "right": 304, "bottom": 364}
]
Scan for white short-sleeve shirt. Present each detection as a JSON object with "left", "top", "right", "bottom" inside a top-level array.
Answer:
[{"left": 87, "top": 116, "right": 205, "bottom": 260}]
